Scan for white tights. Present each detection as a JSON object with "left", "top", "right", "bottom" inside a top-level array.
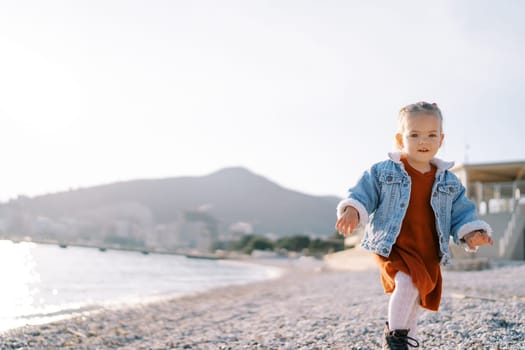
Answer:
[{"left": 388, "top": 271, "right": 420, "bottom": 338}]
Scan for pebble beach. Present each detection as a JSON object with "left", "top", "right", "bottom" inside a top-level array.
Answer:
[{"left": 1, "top": 259, "right": 524, "bottom": 350}]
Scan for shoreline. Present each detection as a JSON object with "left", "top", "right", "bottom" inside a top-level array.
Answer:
[
  {"left": 0, "top": 243, "right": 288, "bottom": 335},
  {"left": 1, "top": 261, "right": 523, "bottom": 349},
  {"left": 0, "top": 255, "right": 296, "bottom": 335}
]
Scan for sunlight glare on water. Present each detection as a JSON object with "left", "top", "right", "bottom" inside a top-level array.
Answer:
[
  {"left": 0, "top": 240, "right": 280, "bottom": 332},
  {"left": 0, "top": 241, "right": 41, "bottom": 330}
]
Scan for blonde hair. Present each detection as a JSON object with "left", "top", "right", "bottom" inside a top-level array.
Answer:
[{"left": 397, "top": 101, "right": 443, "bottom": 133}]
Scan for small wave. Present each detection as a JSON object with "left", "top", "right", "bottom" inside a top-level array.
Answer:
[{"left": 15, "top": 304, "right": 102, "bottom": 320}]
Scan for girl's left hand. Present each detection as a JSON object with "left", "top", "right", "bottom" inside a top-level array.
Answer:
[{"left": 463, "top": 230, "right": 494, "bottom": 250}]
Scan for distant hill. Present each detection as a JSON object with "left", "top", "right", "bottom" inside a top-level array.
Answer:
[{"left": 2, "top": 167, "right": 342, "bottom": 238}]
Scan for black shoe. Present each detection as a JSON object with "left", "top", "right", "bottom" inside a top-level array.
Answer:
[{"left": 382, "top": 322, "right": 419, "bottom": 350}]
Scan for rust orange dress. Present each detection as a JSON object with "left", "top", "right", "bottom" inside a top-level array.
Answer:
[{"left": 374, "top": 157, "right": 442, "bottom": 311}]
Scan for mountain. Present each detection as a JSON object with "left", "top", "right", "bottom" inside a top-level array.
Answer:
[{"left": 0, "top": 167, "right": 342, "bottom": 243}]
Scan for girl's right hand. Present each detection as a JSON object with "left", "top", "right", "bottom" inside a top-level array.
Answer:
[{"left": 335, "top": 206, "right": 360, "bottom": 237}]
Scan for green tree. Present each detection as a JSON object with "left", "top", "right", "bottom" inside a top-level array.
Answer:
[
  {"left": 244, "top": 236, "right": 275, "bottom": 254},
  {"left": 309, "top": 237, "right": 344, "bottom": 254},
  {"left": 276, "top": 235, "right": 311, "bottom": 252},
  {"left": 232, "top": 234, "right": 256, "bottom": 251}
]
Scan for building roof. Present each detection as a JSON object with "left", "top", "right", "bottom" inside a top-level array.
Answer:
[{"left": 451, "top": 160, "right": 525, "bottom": 183}]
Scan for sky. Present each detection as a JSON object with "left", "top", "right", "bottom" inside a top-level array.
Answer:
[{"left": 0, "top": 0, "right": 524, "bottom": 202}]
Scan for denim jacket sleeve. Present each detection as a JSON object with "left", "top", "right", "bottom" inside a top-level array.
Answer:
[
  {"left": 336, "top": 165, "right": 380, "bottom": 226},
  {"left": 450, "top": 182, "right": 492, "bottom": 251}
]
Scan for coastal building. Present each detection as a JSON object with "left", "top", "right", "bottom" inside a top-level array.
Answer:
[{"left": 451, "top": 160, "right": 525, "bottom": 260}]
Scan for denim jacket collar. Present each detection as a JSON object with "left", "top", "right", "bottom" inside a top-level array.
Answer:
[{"left": 387, "top": 152, "right": 455, "bottom": 176}]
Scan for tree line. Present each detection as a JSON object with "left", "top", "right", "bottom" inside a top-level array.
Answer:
[{"left": 212, "top": 233, "right": 345, "bottom": 256}]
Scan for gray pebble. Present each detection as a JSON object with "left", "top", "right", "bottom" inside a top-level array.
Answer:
[{"left": 0, "top": 264, "right": 524, "bottom": 349}]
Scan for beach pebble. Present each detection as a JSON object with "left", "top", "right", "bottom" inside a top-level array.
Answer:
[{"left": 0, "top": 263, "right": 524, "bottom": 349}]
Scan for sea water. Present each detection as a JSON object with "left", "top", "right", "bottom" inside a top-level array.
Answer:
[{"left": 0, "top": 240, "right": 280, "bottom": 332}]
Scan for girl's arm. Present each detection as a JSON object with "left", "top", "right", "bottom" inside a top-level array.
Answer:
[
  {"left": 450, "top": 184, "right": 493, "bottom": 252},
  {"left": 335, "top": 166, "right": 381, "bottom": 233}
]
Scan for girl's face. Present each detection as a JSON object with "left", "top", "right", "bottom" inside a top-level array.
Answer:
[{"left": 396, "top": 113, "right": 444, "bottom": 165}]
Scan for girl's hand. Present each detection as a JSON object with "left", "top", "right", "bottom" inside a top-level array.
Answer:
[
  {"left": 463, "top": 230, "right": 494, "bottom": 250},
  {"left": 335, "top": 206, "right": 359, "bottom": 237}
]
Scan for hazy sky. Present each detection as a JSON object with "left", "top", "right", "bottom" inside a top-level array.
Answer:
[{"left": 1, "top": 1, "right": 524, "bottom": 201}]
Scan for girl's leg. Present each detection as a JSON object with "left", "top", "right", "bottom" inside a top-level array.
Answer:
[
  {"left": 388, "top": 271, "right": 419, "bottom": 331},
  {"left": 406, "top": 297, "right": 420, "bottom": 338}
]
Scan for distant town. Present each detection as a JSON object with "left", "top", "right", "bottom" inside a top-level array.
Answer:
[{"left": 0, "top": 167, "right": 343, "bottom": 257}]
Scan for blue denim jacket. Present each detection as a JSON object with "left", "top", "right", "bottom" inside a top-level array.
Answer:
[{"left": 337, "top": 152, "right": 492, "bottom": 265}]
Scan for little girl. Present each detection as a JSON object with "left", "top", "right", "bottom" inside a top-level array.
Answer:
[{"left": 335, "top": 102, "right": 494, "bottom": 349}]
